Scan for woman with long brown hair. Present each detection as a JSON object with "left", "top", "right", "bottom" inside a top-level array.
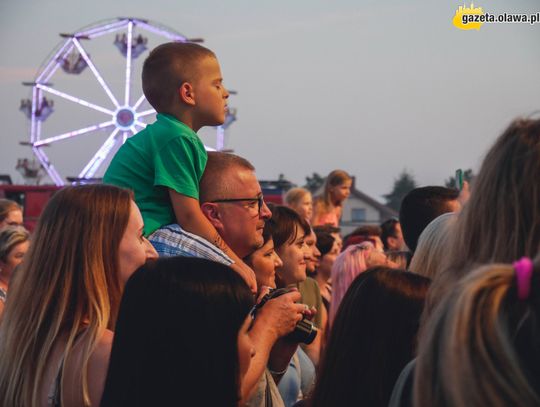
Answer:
[
  {"left": 390, "top": 117, "right": 540, "bottom": 407},
  {"left": 429, "top": 117, "right": 540, "bottom": 309},
  {"left": 0, "top": 185, "right": 157, "bottom": 407}
]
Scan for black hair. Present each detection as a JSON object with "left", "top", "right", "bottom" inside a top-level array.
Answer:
[
  {"left": 310, "top": 267, "right": 430, "bottom": 407},
  {"left": 313, "top": 225, "right": 341, "bottom": 235},
  {"left": 399, "top": 186, "right": 459, "bottom": 253},
  {"left": 315, "top": 231, "right": 335, "bottom": 257},
  {"left": 380, "top": 218, "right": 399, "bottom": 251},
  {"left": 101, "top": 257, "right": 254, "bottom": 407}
]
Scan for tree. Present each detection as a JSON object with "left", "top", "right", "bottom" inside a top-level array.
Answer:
[
  {"left": 383, "top": 170, "right": 417, "bottom": 212},
  {"left": 304, "top": 172, "right": 325, "bottom": 193},
  {"left": 444, "top": 168, "right": 475, "bottom": 189}
]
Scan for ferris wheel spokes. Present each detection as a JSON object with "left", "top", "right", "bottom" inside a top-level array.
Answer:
[
  {"left": 125, "top": 21, "right": 133, "bottom": 106},
  {"left": 34, "top": 120, "right": 116, "bottom": 147},
  {"left": 133, "top": 94, "right": 146, "bottom": 110},
  {"left": 32, "top": 147, "right": 63, "bottom": 186},
  {"left": 134, "top": 21, "right": 188, "bottom": 42},
  {"left": 80, "top": 20, "right": 129, "bottom": 39},
  {"left": 78, "top": 127, "right": 121, "bottom": 179},
  {"left": 72, "top": 38, "right": 119, "bottom": 108},
  {"left": 37, "top": 41, "right": 75, "bottom": 84},
  {"left": 36, "top": 84, "right": 113, "bottom": 116},
  {"left": 135, "top": 108, "right": 155, "bottom": 118}
]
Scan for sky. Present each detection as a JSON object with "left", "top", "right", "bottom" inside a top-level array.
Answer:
[{"left": 1, "top": 0, "right": 539, "bottom": 201}]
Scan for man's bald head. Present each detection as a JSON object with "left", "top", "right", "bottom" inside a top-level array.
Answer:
[{"left": 199, "top": 152, "right": 255, "bottom": 203}]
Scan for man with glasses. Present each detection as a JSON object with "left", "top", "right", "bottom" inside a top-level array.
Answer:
[
  {"left": 153, "top": 152, "right": 306, "bottom": 403},
  {"left": 150, "top": 152, "right": 272, "bottom": 262}
]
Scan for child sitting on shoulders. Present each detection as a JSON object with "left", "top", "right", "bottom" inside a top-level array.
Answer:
[{"left": 104, "top": 42, "right": 255, "bottom": 291}]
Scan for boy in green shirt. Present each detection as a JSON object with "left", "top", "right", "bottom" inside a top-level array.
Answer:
[{"left": 104, "top": 42, "right": 255, "bottom": 291}]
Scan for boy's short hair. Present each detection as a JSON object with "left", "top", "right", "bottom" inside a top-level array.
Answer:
[{"left": 142, "top": 42, "right": 216, "bottom": 113}]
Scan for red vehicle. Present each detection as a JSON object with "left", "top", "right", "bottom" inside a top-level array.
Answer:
[
  {"left": 0, "top": 185, "right": 61, "bottom": 231},
  {"left": 0, "top": 179, "right": 286, "bottom": 232}
]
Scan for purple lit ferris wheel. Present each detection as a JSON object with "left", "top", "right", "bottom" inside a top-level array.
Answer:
[{"left": 20, "top": 18, "right": 235, "bottom": 186}]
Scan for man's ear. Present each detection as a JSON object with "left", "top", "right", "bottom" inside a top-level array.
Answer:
[
  {"left": 178, "top": 82, "right": 196, "bottom": 106},
  {"left": 201, "top": 202, "right": 222, "bottom": 229}
]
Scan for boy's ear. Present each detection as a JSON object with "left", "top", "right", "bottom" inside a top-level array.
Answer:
[
  {"left": 201, "top": 202, "right": 223, "bottom": 229},
  {"left": 178, "top": 82, "right": 196, "bottom": 106}
]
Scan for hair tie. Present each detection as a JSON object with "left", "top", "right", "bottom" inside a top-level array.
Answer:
[{"left": 513, "top": 257, "right": 534, "bottom": 300}]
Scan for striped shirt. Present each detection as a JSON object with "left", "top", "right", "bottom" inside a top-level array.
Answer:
[{"left": 148, "top": 223, "right": 233, "bottom": 266}]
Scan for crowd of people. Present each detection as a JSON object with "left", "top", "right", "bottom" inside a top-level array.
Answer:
[{"left": 0, "top": 41, "right": 539, "bottom": 407}]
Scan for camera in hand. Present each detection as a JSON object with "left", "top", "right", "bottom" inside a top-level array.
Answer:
[{"left": 252, "top": 287, "right": 318, "bottom": 345}]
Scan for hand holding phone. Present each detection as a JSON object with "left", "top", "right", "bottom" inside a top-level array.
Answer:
[{"left": 455, "top": 169, "right": 463, "bottom": 191}]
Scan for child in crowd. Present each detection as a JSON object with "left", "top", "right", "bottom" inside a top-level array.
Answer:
[
  {"left": 285, "top": 187, "right": 313, "bottom": 224},
  {"left": 104, "top": 42, "right": 255, "bottom": 291},
  {"left": 312, "top": 170, "right": 352, "bottom": 227}
]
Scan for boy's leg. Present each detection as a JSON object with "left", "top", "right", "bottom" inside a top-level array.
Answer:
[{"left": 148, "top": 223, "right": 233, "bottom": 265}]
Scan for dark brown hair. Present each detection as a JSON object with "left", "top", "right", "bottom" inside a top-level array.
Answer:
[
  {"left": 142, "top": 42, "right": 215, "bottom": 113},
  {"left": 267, "top": 204, "right": 311, "bottom": 250},
  {"left": 310, "top": 267, "right": 430, "bottom": 407}
]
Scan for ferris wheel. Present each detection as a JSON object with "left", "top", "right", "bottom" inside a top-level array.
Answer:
[{"left": 20, "top": 17, "right": 237, "bottom": 186}]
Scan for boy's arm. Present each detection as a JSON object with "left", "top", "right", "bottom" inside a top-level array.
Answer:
[{"left": 168, "top": 189, "right": 257, "bottom": 292}]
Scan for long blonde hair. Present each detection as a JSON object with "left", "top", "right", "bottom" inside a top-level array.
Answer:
[
  {"left": 414, "top": 258, "right": 540, "bottom": 406},
  {"left": 0, "top": 185, "right": 132, "bottom": 406}
]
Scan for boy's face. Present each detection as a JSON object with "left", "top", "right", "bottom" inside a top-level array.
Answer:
[{"left": 191, "top": 56, "right": 229, "bottom": 128}]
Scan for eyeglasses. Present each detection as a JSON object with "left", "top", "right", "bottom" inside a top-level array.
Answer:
[{"left": 211, "top": 194, "right": 264, "bottom": 215}]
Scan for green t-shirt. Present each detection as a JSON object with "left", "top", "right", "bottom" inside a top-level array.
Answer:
[{"left": 103, "top": 113, "right": 207, "bottom": 236}]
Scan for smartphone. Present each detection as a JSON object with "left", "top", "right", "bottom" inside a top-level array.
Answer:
[{"left": 455, "top": 169, "right": 463, "bottom": 191}]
